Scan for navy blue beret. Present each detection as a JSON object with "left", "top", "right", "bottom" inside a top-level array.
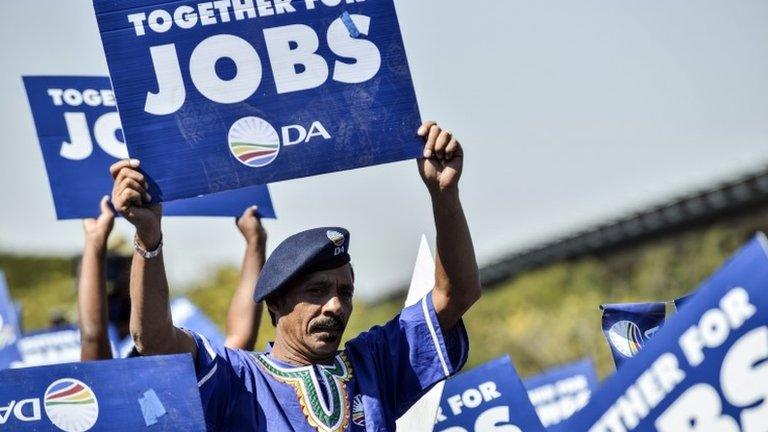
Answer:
[{"left": 254, "top": 227, "right": 351, "bottom": 303}]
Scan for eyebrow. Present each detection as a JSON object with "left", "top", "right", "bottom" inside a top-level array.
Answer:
[
  {"left": 303, "top": 278, "right": 354, "bottom": 292},
  {"left": 304, "top": 280, "right": 331, "bottom": 289}
]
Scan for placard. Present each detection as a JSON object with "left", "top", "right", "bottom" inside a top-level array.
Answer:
[
  {"left": 434, "top": 356, "right": 545, "bottom": 432},
  {"left": 523, "top": 359, "right": 599, "bottom": 428},
  {"left": 92, "top": 0, "right": 422, "bottom": 201},
  {"left": 0, "top": 354, "right": 205, "bottom": 431},
  {"left": 7, "top": 325, "right": 122, "bottom": 369},
  {"left": 556, "top": 234, "right": 768, "bottom": 432},
  {"left": 23, "top": 76, "right": 276, "bottom": 219}
]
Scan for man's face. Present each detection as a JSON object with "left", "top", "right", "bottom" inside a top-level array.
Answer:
[{"left": 272, "top": 265, "right": 354, "bottom": 361}]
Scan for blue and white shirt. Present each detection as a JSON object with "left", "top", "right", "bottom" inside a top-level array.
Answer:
[{"left": 190, "top": 292, "right": 469, "bottom": 431}]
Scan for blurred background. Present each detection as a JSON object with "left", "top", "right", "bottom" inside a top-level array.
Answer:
[{"left": 1, "top": 0, "right": 767, "bottom": 378}]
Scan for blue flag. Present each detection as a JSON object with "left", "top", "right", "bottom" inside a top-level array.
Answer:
[
  {"left": 601, "top": 302, "right": 666, "bottom": 369},
  {"left": 0, "top": 354, "right": 205, "bottom": 431},
  {"left": 92, "top": 0, "right": 423, "bottom": 202},
  {"left": 555, "top": 234, "right": 768, "bottom": 432},
  {"left": 523, "top": 359, "right": 599, "bottom": 428},
  {"left": 23, "top": 76, "right": 276, "bottom": 219},
  {"left": 434, "top": 356, "right": 545, "bottom": 432}
]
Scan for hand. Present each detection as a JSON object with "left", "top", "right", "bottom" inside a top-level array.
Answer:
[
  {"left": 237, "top": 206, "right": 267, "bottom": 249},
  {"left": 109, "top": 159, "right": 162, "bottom": 248},
  {"left": 83, "top": 196, "right": 115, "bottom": 247},
  {"left": 417, "top": 121, "right": 464, "bottom": 195}
]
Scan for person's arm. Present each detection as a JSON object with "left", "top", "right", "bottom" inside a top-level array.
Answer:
[
  {"left": 111, "top": 160, "right": 256, "bottom": 428},
  {"left": 109, "top": 159, "right": 196, "bottom": 357},
  {"left": 417, "top": 121, "right": 482, "bottom": 331},
  {"left": 78, "top": 196, "right": 116, "bottom": 361},
  {"left": 225, "top": 206, "right": 267, "bottom": 350}
]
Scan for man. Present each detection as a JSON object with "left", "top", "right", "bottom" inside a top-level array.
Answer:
[
  {"left": 110, "top": 121, "right": 481, "bottom": 431},
  {"left": 77, "top": 197, "right": 267, "bottom": 361}
]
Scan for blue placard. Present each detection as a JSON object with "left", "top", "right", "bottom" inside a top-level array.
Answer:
[
  {"left": 434, "top": 356, "right": 545, "bottom": 432},
  {"left": 0, "top": 272, "right": 22, "bottom": 369},
  {"left": 119, "top": 296, "right": 224, "bottom": 357},
  {"left": 92, "top": 0, "right": 422, "bottom": 202},
  {"left": 6, "top": 325, "right": 123, "bottom": 370},
  {"left": 523, "top": 359, "right": 599, "bottom": 428},
  {"left": 23, "top": 76, "right": 276, "bottom": 219},
  {"left": 601, "top": 302, "right": 665, "bottom": 369},
  {"left": 0, "top": 354, "right": 205, "bottom": 431},
  {"left": 555, "top": 234, "right": 768, "bottom": 432}
]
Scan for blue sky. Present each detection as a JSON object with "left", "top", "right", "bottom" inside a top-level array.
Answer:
[{"left": 1, "top": 0, "right": 767, "bottom": 299}]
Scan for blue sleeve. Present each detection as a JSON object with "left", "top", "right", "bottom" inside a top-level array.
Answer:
[
  {"left": 348, "top": 291, "right": 469, "bottom": 417},
  {"left": 186, "top": 330, "right": 257, "bottom": 431}
]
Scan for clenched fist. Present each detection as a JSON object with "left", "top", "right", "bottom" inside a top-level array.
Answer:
[
  {"left": 109, "top": 159, "right": 162, "bottom": 249},
  {"left": 417, "top": 121, "right": 464, "bottom": 195}
]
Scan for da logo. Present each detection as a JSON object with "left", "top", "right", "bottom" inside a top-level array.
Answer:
[
  {"left": 228, "top": 116, "right": 332, "bottom": 168},
  {"left": 607, "top": 320, "right": 644, "bottom": 358},
  {"left": 327, "top": 230, "right": 345, "bottom": 247},
  {"left": 44, "top": 379, "right": 99, "bottom": 432},
  {"left": 228, "top": 117, "right": 281, "bottom": 168}
]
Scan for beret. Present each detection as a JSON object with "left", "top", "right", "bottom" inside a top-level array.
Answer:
[{"left": 254, "top": 227, "right": 351, "bottom": 303}]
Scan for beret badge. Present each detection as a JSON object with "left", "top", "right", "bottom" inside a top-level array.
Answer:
[{"left": 326, "top": 230, "right": 345, "bottom": 247}]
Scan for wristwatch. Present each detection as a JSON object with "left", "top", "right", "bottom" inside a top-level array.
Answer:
[{"left": 134, "top": 235, "right": 163, "bottom": 259}]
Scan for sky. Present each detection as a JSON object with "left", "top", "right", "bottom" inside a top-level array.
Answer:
[{"left": 1, "top": 0, "right": 767, "bottom": 301}]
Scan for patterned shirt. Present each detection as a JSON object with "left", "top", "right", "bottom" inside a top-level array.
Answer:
[{"left": 190, "top": 292, "right": 469, "bottom": 431}]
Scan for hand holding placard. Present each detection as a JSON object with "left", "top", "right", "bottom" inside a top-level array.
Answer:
[
  {"left": 82, "top": 196, "right": 116, "bottom": 248},
  {"left": 110, "top": 160, "right": 163, "bottom": 250},
  {"left": 236, "top": 206, "right": 267, "bottom": 249}
]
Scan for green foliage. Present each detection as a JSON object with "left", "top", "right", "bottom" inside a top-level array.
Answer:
[
  {"left": 453, "top": 222, "right": 760, "bottom": 379},
  {"left": 0, "top": 254, "right": 77, "bottom": 330},
  {"left": 2, "top": 209, "right": 767, "bottom": 381}
]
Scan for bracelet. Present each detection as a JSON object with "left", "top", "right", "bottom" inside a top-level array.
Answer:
[{"left": 134, "top": 235, "right": 163, "bottom": 259}]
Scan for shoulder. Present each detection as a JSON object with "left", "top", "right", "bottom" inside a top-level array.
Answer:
[
  {"left": 345, "top": 316, "right": 400, "bottom": 356},
  {"left": 187, "top": 330, "right": 262, "bottom": 381}
]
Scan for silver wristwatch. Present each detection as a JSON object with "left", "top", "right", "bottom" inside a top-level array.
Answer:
[{"left": 134, "top": 235, "right": 163, "bottom": 259}]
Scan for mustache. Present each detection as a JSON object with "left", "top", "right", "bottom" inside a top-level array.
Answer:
[{"left": 309, "top": 315, "right": 345, "bottom": 333}]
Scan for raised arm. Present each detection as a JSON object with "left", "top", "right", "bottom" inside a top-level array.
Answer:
[
  {"left": 418, "top": 121, "right": 481, "bottom": 331},
  {"left": 225, "top": 206, "right": 267, "bottom": 350},
  {"left": 110, "top": 159, "right": 197, "bottom": 357},
  {"left": 78, "top": 196, "right": 116, "bottom": 361}
]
